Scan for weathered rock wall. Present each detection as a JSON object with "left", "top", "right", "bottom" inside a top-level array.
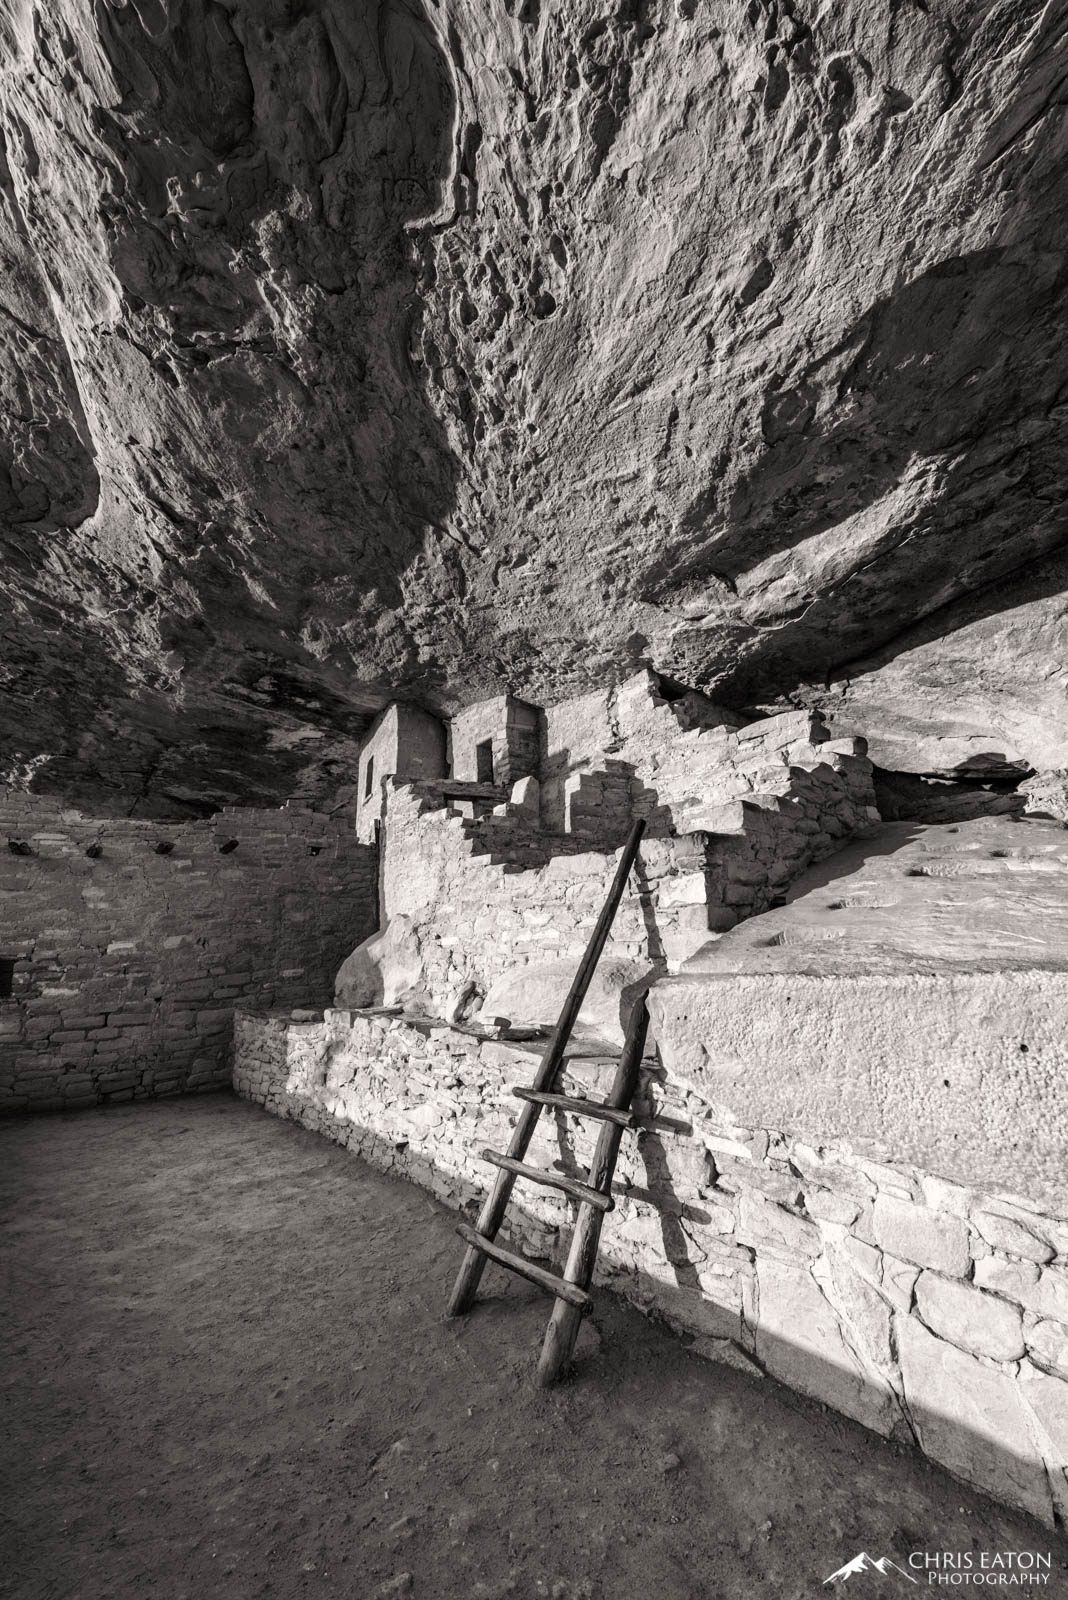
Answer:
[
  {"left": 0, "top": 793, "right": 376, "bottom": 1111},
  {"left": 233, "top": 1006, "right": 1068, "bottom": 1528},
  {"left": 3, "top": 1, "right": 1068, "bottom": 809}
]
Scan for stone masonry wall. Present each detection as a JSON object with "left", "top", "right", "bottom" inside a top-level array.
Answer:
[
  {"left": 355, "top": 702, "right": 445, "bottom": 845},
  {"left": 557, "top": 696, "right": 878, "bottom": 849},
  {"left": 234, "top": 1006, "right": 1068, "bottom": 1530},
  {"left": 0, "top": 793, "right": 377, "bottom": 1112},
  {"left": 449, "top": 695, "right": 540, "bottom": 787},
  {"left": 381, "top": 778, "right": 712, "bottom": 1019},
  {"left": 376, "top": 714, "right": 878, "bottom": 1019},
  {"left": 539, "top": 670, "right": 742, "bottom": 832}
]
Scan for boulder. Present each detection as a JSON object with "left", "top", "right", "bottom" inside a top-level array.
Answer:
[
  {"left": 334, "top": 915, "right": 425, "bottom": 1010},
  {"left": 1023, "top": 771, "right": 1068, "bottom": 822},
  {"left": 480, "top": 957, "right": 653, "bottom": 1048}
]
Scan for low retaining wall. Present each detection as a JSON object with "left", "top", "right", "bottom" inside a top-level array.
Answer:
[{"left": 234, "top": 1005, "right": 1068, "bottom": 1529}]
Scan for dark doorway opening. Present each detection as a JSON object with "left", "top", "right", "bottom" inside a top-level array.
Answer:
[{"left": 476, "top": 740, "right": 495, "bottom": 784}]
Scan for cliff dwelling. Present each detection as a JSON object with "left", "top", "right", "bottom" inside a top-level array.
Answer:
[{"left": 3, "top": 1, "right": 1068, "bottom": 1595}]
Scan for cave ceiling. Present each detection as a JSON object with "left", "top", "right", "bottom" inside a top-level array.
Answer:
[{"left": 2, "top": 0, "right": 1067, "bottom": 815}]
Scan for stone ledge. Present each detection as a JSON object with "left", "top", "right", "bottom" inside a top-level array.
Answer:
[{"left": 649, "top": 969, "right": 1068, "bottom": 1212}]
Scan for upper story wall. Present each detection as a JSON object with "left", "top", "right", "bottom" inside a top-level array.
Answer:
[
  {"left": 355, "top": 703, "right": 446, "bottom": 845},
  {"left": 449, "top": 694, "right": 539, "bottom": 787},
  {"left": 0, "top": 793, "right": 377, "bottom": 1113},
  {"left": 540, "top": 670, "right": 743, "bottom": 832}
]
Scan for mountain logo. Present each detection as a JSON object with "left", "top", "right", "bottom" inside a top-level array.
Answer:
[{"left": 823, "top": 1552, "right": 918, "bottom": 1585}]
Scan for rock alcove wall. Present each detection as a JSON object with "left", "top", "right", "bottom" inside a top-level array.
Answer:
[{"left": 1, "top": 0, "right": 1068, "bottom": 813}]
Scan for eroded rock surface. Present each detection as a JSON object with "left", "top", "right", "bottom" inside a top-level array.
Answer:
[
  {"left": 680, "top": 815, "right": 1068, "bottom": 973},
  {"left": 3, "top": 0, "right": 1068, "bottom": 811}
]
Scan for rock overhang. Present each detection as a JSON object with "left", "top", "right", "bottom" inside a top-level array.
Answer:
[{"left": 2, "top": 1, "right": 1068, "bottom": 810}]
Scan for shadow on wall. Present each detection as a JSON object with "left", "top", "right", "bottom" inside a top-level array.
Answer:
[{"left": 278, "top": 1094, "right": 1065, "bottom": 1535}]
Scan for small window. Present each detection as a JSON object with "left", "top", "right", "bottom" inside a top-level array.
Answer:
[
  {"left": 0, "top": 958, "right": 15, "bottom": 999},
  {"left": 364, "top": 755, "right": 374, "bottom": 799},
  {"left": 475, "top": 739, "right": 494, "bottom": 784}
]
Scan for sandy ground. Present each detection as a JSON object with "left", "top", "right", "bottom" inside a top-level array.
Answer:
[{"left": 1, "top": 1095, "right": 1064, "bottom": 1600}]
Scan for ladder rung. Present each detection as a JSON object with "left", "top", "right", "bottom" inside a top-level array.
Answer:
[
  {"left": 481, "top": 1150, "right": 614, "bottom": 1212},
  {"left": 455, "top": 1223, "right": 592, "bottom": 1311},
  {"left": 512, "top": 1088, "right": 636, "bottom": 1128}
]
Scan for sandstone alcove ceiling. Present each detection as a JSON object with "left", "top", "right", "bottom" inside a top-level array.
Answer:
[{"left": 2, "top": 0, "right": 1067, "bottom": 815}]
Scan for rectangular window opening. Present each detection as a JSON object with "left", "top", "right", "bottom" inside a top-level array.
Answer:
[
  {"left": 0, "top": 958, "right": 15, "bottom": 1000},
  {"left": 475, "top": 739, "right": 495, "bottom": 785},
  {"left": 364, "top": 755, "right": 374, "bottom": 799}
]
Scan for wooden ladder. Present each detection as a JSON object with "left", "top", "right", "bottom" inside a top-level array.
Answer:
[{"left": 446, "top": 818, "right": 648, "bottom": 1387}]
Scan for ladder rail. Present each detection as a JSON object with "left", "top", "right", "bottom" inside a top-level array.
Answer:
[
  {"left": 455, "top": 1223, "right": 593, "bottom": 1310},
  {"left": 536, "top": 999, "right": 650, "bottom": 1386},
  {"left": 480, "top": 1149, "right": 615, "bottom": 1212},
  {"left": 511, "top": 1088, "right": 635, "bottom": 1128},
  {"left": 446, "top": 818, "right": 647, "bottom": 1318}
]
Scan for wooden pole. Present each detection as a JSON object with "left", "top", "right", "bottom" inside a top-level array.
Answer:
[
  {"left": 446, "top": 818, "right": 646, "bottom": 1317},
  {"left": 535, "top": 998, "right": 649, "bottom": 1386}
]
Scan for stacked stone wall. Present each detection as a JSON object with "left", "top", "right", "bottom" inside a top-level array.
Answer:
[
  {"left": 377, "top": 714, "right": 878, "bottom": 1017},
  {"left": 539, "top": 671, "right": 741, "bottom": 831},
  {"left": 0, "top": 793, "right": 377, "bottom": 1112},
  {"left": 381, "top": 780, "right": 713, "bottom": 1016},
  {"left": 449, "top": 695, "right": 540, "bottom": 786},
  {"left": 234, "top": 1006, "right": 1068, "bottom": 1529}
]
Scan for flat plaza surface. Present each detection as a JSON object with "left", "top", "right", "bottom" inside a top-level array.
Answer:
[{"left": 1, "top": 1096, "right": 1063, "bottom": 1600}]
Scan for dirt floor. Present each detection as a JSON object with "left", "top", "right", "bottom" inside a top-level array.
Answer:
[{"left": 2, "top": 1096, "right": 1065, "bottom": 1600}]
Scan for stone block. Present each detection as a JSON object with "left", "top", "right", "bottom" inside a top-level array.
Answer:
[
  {"left": 1033, "top": 1267, "right": 1068, "bottom": 1322},
  {"left": 857, "top": 1159, "right": 918, "bottom": 1200},
  {"left": 715, "top": 1159, "right": 802, "bottom": 1206},
  {"left": 704, "top": 1133, "right": 756, "bottom": 1163},
  {"left": 972, "top": 1210, "right": 1055, "bottom": 1264},
  {"left": 804, "top": 1188, "right": 862, "bottom": 1227},
  {"left": 789, "top": 1144, "right": 874, "bottom": 1201},
  {"left": 896, "top": 1316, "right": 1053, "bottom": 1525},
  {"left": 656, "top": 872, "right": 707, "bottom": 909},
  {"left": 815, "top": 1245, "right": 894, "bottom": 1371},
  {"left": 914, "top": 1271, "right": 1024, "bottom": 1361},
  {"left": 872, "top": 1197, "right": 970, "bottom": 1277},
  {"left": 736, "top": 1190, "right": 821, "bottom": 1257},
  {"left": 1018, "top": 1361, "right": 1068, "bottom": 1489},
  {"left": 754, "top": 1257, "right": 897, "bottom": 1435},
  {"left": 841, "top": 1234, "right": 882, "bottom": 1281},
  {"left": 646, "top": 1281, "right": 743, "bottom": 1342},
  {"left": 920, "top": 1175, "right": 972, "bottom": 1218},
  {"left": 881, "top": 1254, "right": 920, "bottom": 1312},
  {"left": 973, "top": 1255, "right": 1041, "bottom": 1301},
  {"left": 1025, "top": 1318, "right": 1068, "bottom": 1376}
]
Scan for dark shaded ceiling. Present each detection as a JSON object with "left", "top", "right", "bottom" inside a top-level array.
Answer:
[{"left": 2, "top": 0, "right": 1067, "bottom": 816}]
